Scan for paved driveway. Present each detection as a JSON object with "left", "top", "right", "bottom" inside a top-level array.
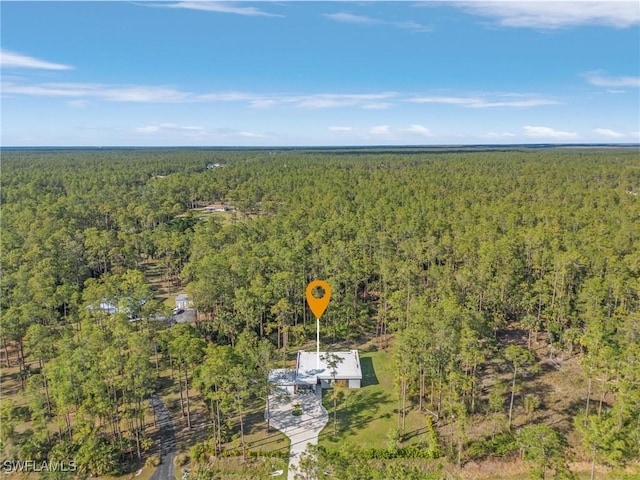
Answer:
[
  {"left": 149, "top": 394, "right": 177, "bottom": 480},
  {"left": 267, "top": 388, "right": 328, "bottom": 480},
  {"left": 173, "top": 308, "right": 196, "bottom": 324}
]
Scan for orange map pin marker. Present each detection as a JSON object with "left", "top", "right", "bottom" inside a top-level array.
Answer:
[{"left": 306, "top": 280, "right": 331, "bottom": 318}]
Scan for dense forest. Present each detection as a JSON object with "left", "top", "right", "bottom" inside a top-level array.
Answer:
[{"left": 1, "top": 147, "right": 639, "bottom": 479}]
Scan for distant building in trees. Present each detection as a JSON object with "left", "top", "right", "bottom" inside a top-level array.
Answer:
[
  {"left": 175, "top": 293, "right": 192, "bottom": 310},
  {"left": 203, "top": 203, "right": 231, "bottom": 212},
  {"left": 97, "top": 301, "right": 118, "bottom": 315},
  {"left": 87, "top": 298, "right": 146, "bottom": 319}
]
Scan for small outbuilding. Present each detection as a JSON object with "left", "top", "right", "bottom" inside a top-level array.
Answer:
[{"left": 175, "top": 293, "right": 192, "bottom": 310}]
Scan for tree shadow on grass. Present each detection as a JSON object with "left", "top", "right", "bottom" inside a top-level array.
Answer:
[
  {"left": 563, "top": 398, "right": 588, "bottom": 419},
  {"left": 0, "top": 369, "right": 23, "bottom": 398},
  {"left": 321, "top": 389, "right": 390, "bottom": 441},
  {"left": 155, "top": 374, "right": 175, "bottom": 392},
  {"left": 245, "top": 409, "right": 268, "bottom": 436},
  {"left": 360, "top": 357, "right": 379, "bottom": 387},
  {"left": 403, "top": 425, "right": 430, "bottom": 442}
]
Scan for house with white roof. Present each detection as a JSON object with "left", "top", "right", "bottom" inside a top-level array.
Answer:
[
  {"left": 297, "top": 350, "right": 362, "bottom": 389},
  {"left": 268, "top": 350, "right": 362, "bottom": 395}
]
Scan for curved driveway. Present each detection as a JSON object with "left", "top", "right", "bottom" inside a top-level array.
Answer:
[{"left": 267, "top": 388, "right": 328, "bottom": 480}]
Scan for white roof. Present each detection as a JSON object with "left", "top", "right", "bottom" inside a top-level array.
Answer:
[
  {"left": 175, "top": 293, "right": 189, "bottom": 301},
  {"left": 295, "top": 350, "right": 362, "bottom": 385},
  {"left": 98, "top": 302, "right": 118, "bottom": 314},
  {"left": 268, "top": 369, "right": 297, "bottom": 386}
]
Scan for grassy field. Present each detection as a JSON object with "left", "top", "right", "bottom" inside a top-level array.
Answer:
[
  {"left": 318, "top": 347, "right": 429, "bottom": 450},
  {"left": 174, "top": 456, "right": 289, "bottom": 480},
  {"left": 180, "top": 207, "right": 256, "bottom": 227},
  {"left": 141, "top": 260, "right": 178, "bottom": 305}
]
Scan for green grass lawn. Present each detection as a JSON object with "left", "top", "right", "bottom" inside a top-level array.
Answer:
[
  {"left": 318, "top": 348, "right": 429, "bottom": 450},
  {"left": 175, "top": 456, "right": 289, "bottom": 480},
  {"left": 225, "top": 408, "right": 291, "bottom": 456},
  {"left": 181, "top": 208, "right": 246, "bottom": 227}
]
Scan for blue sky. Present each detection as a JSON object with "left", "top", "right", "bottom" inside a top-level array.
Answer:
[{"left": 1, "top": 1, "right": 639, "bottom": 146}]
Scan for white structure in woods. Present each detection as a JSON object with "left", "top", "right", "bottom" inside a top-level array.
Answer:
[
  {"left": 98, "top": 301, "right": 119, "bottom": 315},
  {"left": 89, "top": 298, "right": 147, "bottom": 318},
  {"left": 268, "top": 350, "right": 362, "bottom": 395},
  {"left": 175, "top": 293, "right": 192, "bottom": 310},
  {"left": 203, "top": 203, "right": 230, "bottom": 213},
  {"left": 297, "top": 350, "right": 362, "bottom": 389}
]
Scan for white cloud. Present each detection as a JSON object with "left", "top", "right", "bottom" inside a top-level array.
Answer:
[
  {"left": 4, "top": 80, "right": 562, "bottom": 113},
  {"left": 159, "top": 1, "right": 282, "bottom": 17},
  {"left": 198, "top": 90, "right": 398, "bottom": 109},
  {"left": 199, "top": 91, "right": 256, "bottom": 102},
  {"left": 362, "top": 102, "right": 393, "bottom": 109},
  {"left": 137, "top": 125, "right": 160, "bottom": 133},
  {"left": 238, "top": 131, "right": 266, "bottom": 138},
  {"left": 480, "top": 99, "right": 559, "bottom": 108},
  {"left": 524, "top": 126, "right": 579, "bottom": 139},
  {"left": 1, "top": 49, "right": 73, "bottom": 70},
  {"left": 594, "top": 128, "right": 625, "bottom": 138},
  {"left": 136, "top": 123, "right": 265, "bottom": 140},
  {"left": 410, "top": 95, "right": 559, "bottom": 108},
  {"left": 295, "top": 97, "right": 357, "bottom": 109},
  {"left": 1, "top": 81, "right": 563, "bottom": 116},
  {"left": 323, "top": 13, "right": 380, "bottom": 25},
  {"left": 67, "top": 99, "right": 88, "bottom": 108},
  {"left": 483, "top": 132, "right": 517, "bottom": 139},
  {"left": 411, "top": 96, "right": 472, "bottom": 106},
  {"left": 581, "top": 71, "right": 640, "bottom": 88},
  {"left": 324, "top": 12, "right": 430, "bottom": 31},
  {"left": 328, "top": 124, "right": 434, "bottom": 141},
  {"left": 2, "top": 81, "right": 400, "bottom": 109},
  {"left": 291, "top": 93, "right": 397, "bottom": 109},
  {"left": 2, "top": 82, "right": 193, "bottom": 103},
  {"left": 392, "top": 20, "right": 432, "bottom": 32},
  {"left": 137, "top": 123, "right": 205, "bottom": 134},
  {"left": 104, "top": 86, "right": 192, "bottom": 103},
  {"left": 454, "top": 1, "right": 639, "bottom": 29},
  {"left": 370, "top": 125, "right": 391, "bottom": 135},
  {"left": 403, "top": 124, "right": 431, "bottom": 136}
]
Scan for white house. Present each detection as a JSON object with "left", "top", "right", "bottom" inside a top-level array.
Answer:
[
  {"left": 267, "top": 350, "right": 362, "bottom": 394},
  {"left": 296, "top": 350, "right": 362, "bottom": 390},
  {"left": 203, "top": 204, "right": 229, "bottom": 213},
  {"left": 88, "top": 298, "right": 147, "bottom": 320},
  {"left": 97, "top": 301, "right": 118, "bottom": 315},
  {"left": 175, "top": 293, "right": 192, "bottom": 310}
]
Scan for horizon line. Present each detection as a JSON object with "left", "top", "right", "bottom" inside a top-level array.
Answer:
[{"left": 2, "top": 143, "right": 639, "bottom": 150}]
